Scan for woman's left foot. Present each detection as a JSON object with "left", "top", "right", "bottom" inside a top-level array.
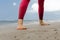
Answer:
[
  {"left": 40, "top": 20, "right": 50, "bottom": 26},
  {"left": 40, "top": 22, "right": 49, "bottom": 26}
]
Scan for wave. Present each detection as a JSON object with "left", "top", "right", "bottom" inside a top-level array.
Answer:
[{"left": 24, "top": 20, "right": 60, "bottom": 25}]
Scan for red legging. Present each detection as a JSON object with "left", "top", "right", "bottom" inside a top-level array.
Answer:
[{"left": 18, "top": 0, "right": 44, "bottom": 20}]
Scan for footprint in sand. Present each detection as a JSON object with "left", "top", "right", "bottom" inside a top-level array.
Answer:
[{"left": 14, "top": 36, "right": 17, "bottom": 38}]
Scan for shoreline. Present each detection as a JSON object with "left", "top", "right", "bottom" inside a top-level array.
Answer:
[{"left": 0, "top": 22, "right": 60, "bottom": 40}]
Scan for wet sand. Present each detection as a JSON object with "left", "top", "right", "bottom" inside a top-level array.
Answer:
[{"left": 0, "top": 22, "right": 60, "bottom": 40}]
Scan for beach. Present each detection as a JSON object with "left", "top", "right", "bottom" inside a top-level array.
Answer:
[{"left": 0, "top": 21, "right": 60, "bottom": 40}]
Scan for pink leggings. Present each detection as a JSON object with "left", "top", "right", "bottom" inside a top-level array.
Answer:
[{"left": 18, "top": 0, "right": 44, "bottom": 20}]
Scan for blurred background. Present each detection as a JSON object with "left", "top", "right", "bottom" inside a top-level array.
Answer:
[{"left": 0, "top": 0, "right": 60, "bottom": 23}]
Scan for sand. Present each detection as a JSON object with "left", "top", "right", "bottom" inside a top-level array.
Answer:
[{"left": 0, "top": 22, "right": 60, "bottom": 40}]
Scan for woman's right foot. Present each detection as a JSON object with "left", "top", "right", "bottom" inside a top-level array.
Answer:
[
  {"left": 17, "top": 25, "right": 27, "bottom": 30},
  {"left": 17, "top": 19, "right": 27, "bottom": 30}
]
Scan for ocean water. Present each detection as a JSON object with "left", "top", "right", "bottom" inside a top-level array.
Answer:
[
  {"left": 0, "top": 20, "right": 60, "bottom": 25},
  {"left": 0, "top": 21, "right": 17, "bottom": 25},
  {"left": 0, "top": 20, "right": 38, "bottom": 25}
]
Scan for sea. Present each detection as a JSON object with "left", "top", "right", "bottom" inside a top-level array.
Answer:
[{"left": 0, "top": 20, "right": 60, "bottom": 25}]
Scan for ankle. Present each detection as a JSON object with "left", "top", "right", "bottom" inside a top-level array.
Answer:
[
  {"left": 40, "top": 20, "right": 44, "bottom": 23},
  {"left": 18, "top": 19, "right": 23, "bottom": 25}
]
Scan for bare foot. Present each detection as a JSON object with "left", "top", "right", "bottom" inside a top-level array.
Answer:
[
  {"left": 40, "top": 20, "right": 50, "bottom": 26},
  {"left": 17, "top": 25, "right": 27, "bottom": 30},
  {"left": 40, "top": 22, "right": 49, "bottom": 26},
  {"left": 17, "top": 19, "right": 27, "bottom": 30}
]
